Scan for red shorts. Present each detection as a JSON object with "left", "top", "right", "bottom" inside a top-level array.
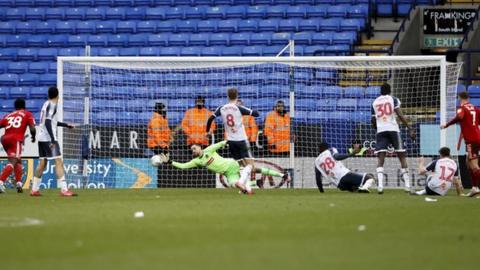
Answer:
[
  {"left": 1, "top": 137, "right": 23, "bottom": 159},
  {"left": 466, "top": 143, "right": 480, "bottom": 160}
]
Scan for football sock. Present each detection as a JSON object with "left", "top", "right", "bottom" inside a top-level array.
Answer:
[
  {"left": 239, "top": 165, "right": 253, "bottom": 192},
  {"left": 32, "top": 177, "right": 41, "bottom": 192},
  {"left": 260, "top": 168, "right": 283, "bottom": 177},
  {"left": 0, "top": 164, "right": 13, "bottom": 181},
  {"left": 14, "top": 163, "right": 22, "bottom": 182},
  {"left": 401, "top": 168, "right": 411, "bottom": 189},
  {"left": 376, "top": 167, "right": 384, "bottom": 191},
  {"left": 58, "top": 176, "right": 68, "bottom": 192}
]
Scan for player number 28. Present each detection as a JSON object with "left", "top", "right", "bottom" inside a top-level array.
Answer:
[
  {"left": 320, "top": 157, "right": 336, "bottom": 174},
  {"left": 6, "top": 116, "right": 22, "bottom": 129},
  {"left": 376, "top": 103, "right": 393, "bottom": 117}
]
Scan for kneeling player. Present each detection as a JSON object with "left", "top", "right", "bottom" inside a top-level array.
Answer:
[
  {"left": 157, "top": 140, "right": 264, "bottom": 194},
  {"left": 315, "top": 142, "right": 375, "bottom": 193},
  {"left": 415, "top": 147, "right": 463, "bottom": 196}
]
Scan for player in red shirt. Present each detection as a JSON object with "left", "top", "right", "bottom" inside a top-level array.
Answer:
[
  {"left": 0, "top": 99, "right": 36, "bottom": 193},
  {"left": 441, "top": 91, "right": 480, "bottom": 197}
]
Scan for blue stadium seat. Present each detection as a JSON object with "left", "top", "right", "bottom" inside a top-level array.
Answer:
[
  {"left": 278, "top": 18, "right": 299, "bottom": 32},
  {"left": 108, "top": 34, "right": 128, "bottom": 47},
  {"left": 230, "top": 32, "right": 250, "bottom": 46},
  {"left": 65, "top": 7, "right": 86, "bottom": 20},
  {"left": 185, "top": 6, "right": 206, "bottom": 19},
  {"left": 258, "top": 19, "right": 279, "bottom": 32},
  {"left": 88, "top": 35, "right": 108, "bottom": 46},
  {"left": 320, "top": 18, "right": 341, "bottom": 31},
  {"left": 137, "top": 21, "right": 156, "bottom": 33},
  {"left": 56, "top": 21, "right": 76, "bottom": 34},
  {"left": 127, "top": 33, "right": 147, "bottom": 46},
  {"left": 185, "top": 73, "right": 205, "bottom": 86},
  {"left": 97, "top": 21, "right": 116, "bottom": 34},
  {"left": 218, "top": 19, "right": 239, "bottom": 32},
  {"left": 246, "top": 5, "right": 266, "bottom": 18},
  {"left": 9, "top": 87, "right": 29, "bottom": 98},
  {"left": 116, "top": 21, "right": 136, "bottom": 33},
  {"left": 296, "top": 99, "right": 316, "bottom": 110},
  {"left": 0, "top": 22, "right": 16, "bottom": 34},
  {"left": 167, "top": 111, "right": 183, "bottom": 126},
  {"left": 298, "top": 18, "right": 320, "bottom": 31},
  {"left": 253, "top": 98, "right": 273, "bottom": 111},
  {"left": 343, "top": 86, "right": 364, "bottom": 98},
  {"left": 468, "top": 85, "right": 480, "bottom": 97},
  {"left": 27, "top": 35, "right": 47, "bottom": 47},
  {"left": 0, "top": 87, "right": 8, "bottom": 99},
  {"left": 177, "top": 20, "right": 199, "bottom": 32},
  {"left": 0, "top": 35, "right": 5, "bottom": 47},
  {"left": 125, "top": 99, "right": 146, "bottom": 112},
  {"left": 312, "top": 32, "right": 333, "bottom": 45},
  {"left": 29, "top": 62, "right": 48, "bottom": 74},
  {"left": 85, "top": 7, "right": 105, "bottom": 20},
  {"left": 266, "top": 5, "right": 287, "bottom": 18},
  {"left": 0, "top": 62, "right": 6, "bottom": 73},
  {"left": 26, "top": 100, "right": 43, "bottom": 113},
  {"left": 7, "top": 62, "right": 28, "bottom": 74},
  {"left": 238, "top": 19, "right": 258, "bottom": 32},
  {"left": 221, "top": 46, "right": 242, "bottom": 56},
  {"left": 159, "top": 47, "right": 180, "bottom": 56},
  {"left": 348, "top": 4, "right": 368, "bottom": 18},
  {"left": 165, "top": 6, "right": 185, "bottom": 20},
  {"left": 286, "top": 5, "right": 307, "bottom": 18},
  {"left": 6, "top": 35, "right": 26, "bottom": 47},
  {"left": 327, "top": 4, "right": 349, "bottom": 17},
  {"left": 398, "top": 0, "right": 413, "bottom": 17},
  {"left": 296, "top": 85, "right": 319, "bottom": 98},
  {"left": 119, "top": 47, "right": 139, "bottom": 56},
  {"left": 169, "top": 99, "right": 191, "bottom": 111},
  {"left": 201, "top": 47, "right": 222, "bottom": 56},
  {"left": 226, "top": 5, "right": 245, "bottom": 18},
  {"left": 1, "top": 99, "right": 16, "bottom": 111},
  {"left": 17, "top": 48, "right": 37, "bottom": 61},
  {"left": 16, "top": 22, "right": 35, "bottom": 34},
  {"left": 209, "top": 33, "right": 230, "bottom": 46},
  {"left": 333, "top": 31, "right": 357, "bottom": 45},
  {"left": 0, "top": 48, "right": 17, "bottom": 60},
  {"left": 295, "top": 70, "right": 312, "bottom": 82},
  {"left": 26, "top": 7, "right": 46, "bottom": 20},
  {"left": 239, "top": 85, "right": 258, "bottom": 97},
  {"left": 365, "top": 86, "right": 380, "bottom": 98},
  {"left": 325, "top": 45, "right": 350, "bottom": 56},
  {"left": 376, "top": 0, "right": 393, "bottom": 16},
  {"left": 266, "top": 71, "right": 288, "bottom": 85},
  {"left": 250, "top": 33, "right": 270, "bottom": 45},
  {"left": 470, "top": 98, "right": 480, "bottom": 106},
  {"left": 30, "top": 87, "right": 45, "bottom": 98},
  {"left": 271, "top": 32, "right": 290, "bottom": 45},
  {"left": 68, "top": 35, "right": 88, "bottom": 46},
  {"left": 48, "top": 62, "right": 56, "bottom": 73},
  {"left": 341, "top": 19, "right": 364, "bottom": 31},
  {"left": 76, "top": 20, "right": 96, "bottom": 34},
  {"left": 39, "top": 74, "right": 56, "bottom": 85},
  {"left": 38, "top": 48, "right": 57, "bottom": 61},
  {"left": 358, "top": 98, "right": 373, "bottom": 111},
  {"left": 198, "top": 20, "right": 218, "bottom": 32},
  {"left": 98, "top": 48, "right": 119, "bottom": 56},
  {"left": 126, "top": 7, "right": 146, "bottom": 20},
  {"left": 148, "top": 33, "right": 170, "bottom": 46},
  {"left": 58, "top": 47, "right": 80, "bottom": 56},
  {"left": 93, "top": 112, "right": 116, "bottom": 126},
  {"left": 189, "top": 33, "right": 210, "bottom": 46},
  {"left": 323, "top": 86, "right": 342, "bottom": 98},
  {"left": 117, "top": 112, "right": 140, "bottom": 125},
  {"left": 45, "top": 8, "right": 64, "bottom": 20},
  {"left": 157, "top": 20, "right": 176, "bottom": 32},
  {"left": 35, "top": 21, "right": 55, "bottom": 34},
  {"left": 19, "top": 73, "right": 39, "bottom": 86},
  {"left": 169, "top": 33, "right": 189, "bottom": 46},
  {"left": 145, "top": 7, "right": 165, "bottom": 20},
  {"left": 292, "top": 31, "right": 311, "bottom": 45},
  {"left": 139, "top": 47, "right": 159, "bottom": 56},
  {"left": 205, "top": 6, "right": 227, "bottom": 19},
  {"left": 306, "top": 4, "right": 327, "bottom": 17},
  {"left": 263, "top": 45, "right": 284, "bottom": 56},
  {"left": 6, "top": 8, "right": 26, "bottom": 20}
]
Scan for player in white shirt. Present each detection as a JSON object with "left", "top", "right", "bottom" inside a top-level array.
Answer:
[
  {"left": 30, "top": 86, "right": 77, "bottom": 197},
  {"left": 206, "top": 88, "right": 288, "bottom": 192},
  {"left": 371, "top": 83, "right": 416, "bottom": 194},
  {"left": 415, "top": 147, "right": 463, "bottom": 196},
  {"left": 315, "top": 142, "right": 375, "bottom": 193}
]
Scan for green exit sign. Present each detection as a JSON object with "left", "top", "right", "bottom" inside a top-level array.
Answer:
[{"left": 424, "top": 36, "right": 462, "bottom": 48}]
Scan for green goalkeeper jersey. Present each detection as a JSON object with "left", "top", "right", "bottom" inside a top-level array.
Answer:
[{"left": 171, "top": 141, "right": 237, "bottom": 175}]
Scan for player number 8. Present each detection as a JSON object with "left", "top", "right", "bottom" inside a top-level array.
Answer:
[
  {"left": 226, "top": 114, "right": 235, "bottom": 127},
  {"left": 6, "top": 116, "right": 22, "bottom": 129}
]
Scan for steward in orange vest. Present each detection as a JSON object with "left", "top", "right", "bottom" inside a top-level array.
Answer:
[
  {"left": 264, "top": 100, "right": 290, "bottom": 153},
  {"left": 147, "top": 102, "right": 171, "bottom": 154},
  {"left": 180, "top": 96, "right": 216, "bottom": 146}
]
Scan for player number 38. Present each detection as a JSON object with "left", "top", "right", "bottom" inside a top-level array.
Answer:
[{"left": 5, "top": 116, "right": 23, "bottom": 129}]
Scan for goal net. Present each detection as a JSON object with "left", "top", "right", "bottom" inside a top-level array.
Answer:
[{"left": 57, "top": 56, "right": 461, "bottom": 190}]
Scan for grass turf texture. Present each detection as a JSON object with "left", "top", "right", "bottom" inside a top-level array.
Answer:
[{"left": 0, "top": 189, "right": 477, "bottom": 270}]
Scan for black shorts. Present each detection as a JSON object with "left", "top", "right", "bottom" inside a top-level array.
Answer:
[
  {"left": 375, "top": 131, "right": 405, "bottom": 153},
  {"left": 425, "top": 184, "right": 441, "bottom": 196},
  {"left": 227, "top": 140, "right": 253, "bottom": 161},
  {"left": 38, "top": 141, "right": 62, "bottom": 160},
  {"left": 338, "top": 172, "right": 366, "bottom": 191}
]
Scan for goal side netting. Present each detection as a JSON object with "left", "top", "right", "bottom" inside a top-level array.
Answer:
[{"left": 57, "top": 56, "right": 461, "bottom": 190}]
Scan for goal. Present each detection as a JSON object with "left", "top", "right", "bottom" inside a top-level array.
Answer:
[{"left": 57, "top": 56, "right": 461, "bottom": 189}]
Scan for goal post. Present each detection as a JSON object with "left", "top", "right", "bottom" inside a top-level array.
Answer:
[{"left": 57, "top": 56, "right": 461, "bottom": 190}]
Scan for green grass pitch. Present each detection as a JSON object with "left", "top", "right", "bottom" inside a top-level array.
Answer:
[{"left": 0, "top": 189, "right": 478, "bottom": 270}]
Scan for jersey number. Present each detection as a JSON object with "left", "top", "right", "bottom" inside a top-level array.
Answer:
[
  {"left": 376, "top": 103, "right": 393, "bottom": 117},
  {"left": 439, "top": 165, "right": 455, "bottom": 182},
  {"left": 319, "top": 157, "right": 336, "bottom": 174},
  {"left": 470, "top": 111, "right": 476, "bottom": 126},
  {"left": 5, "top": 116, "right": 22, "bottom": 129},
  {"left": 226, "top": 114, "right": 235, "bottom": 127}
]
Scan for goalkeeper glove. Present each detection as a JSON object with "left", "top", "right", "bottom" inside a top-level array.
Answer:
[{"left": 159, "top": 153, "right": 172, "bottom": 164}]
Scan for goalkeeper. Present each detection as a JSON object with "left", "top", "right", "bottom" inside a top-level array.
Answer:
[{"left": 157, "top": 140, "right": 254, "bottom": 194}]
